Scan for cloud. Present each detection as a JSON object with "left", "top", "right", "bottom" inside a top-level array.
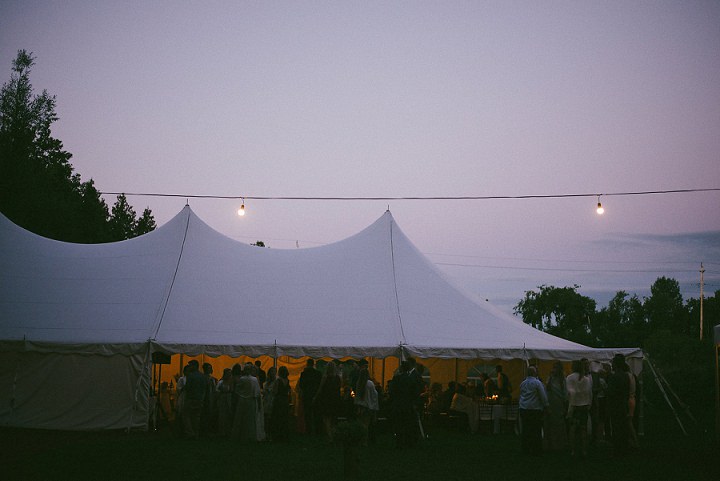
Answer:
[{"left": 593, "top": 231, "right": 720, "bottom": 265}]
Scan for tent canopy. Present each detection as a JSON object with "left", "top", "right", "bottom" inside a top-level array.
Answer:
[{"left": 0, "top": 206, "right": 640, "bottom": 362}]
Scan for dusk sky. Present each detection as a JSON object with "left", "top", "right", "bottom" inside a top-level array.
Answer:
[{"left": 2, "top": 1, "right": 719, "bottom": 314}]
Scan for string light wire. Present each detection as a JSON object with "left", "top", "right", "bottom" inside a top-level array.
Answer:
[{"left": 99, "top": 187, "right": 720, "bottom": 202}]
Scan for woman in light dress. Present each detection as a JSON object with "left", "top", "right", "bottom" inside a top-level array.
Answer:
[{"left": 231, "top": 363, "right": 260, "bottom": 442}]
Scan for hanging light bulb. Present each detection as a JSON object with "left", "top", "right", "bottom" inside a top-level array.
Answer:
[
  {"left": 596, "top": 195, "right": 604, "bottom": 215},
  {"left": 237, "top": 199, "right": 245, "bottom": 217}
]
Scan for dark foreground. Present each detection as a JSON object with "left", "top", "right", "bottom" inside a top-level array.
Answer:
[{"left": 2, "top": 406, "right": 717, "bottom": 481}]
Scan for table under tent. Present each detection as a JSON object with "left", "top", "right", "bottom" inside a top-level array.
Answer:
[{"left": 0, "top": 206, "right": 641, "bottom": 431}]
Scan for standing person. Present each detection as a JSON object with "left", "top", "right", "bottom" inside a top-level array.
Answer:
[
  {"left": 297, "top": 358, "right": 322, "bottom": 435},
  {"left": 566, "top": 360, "right": 593, "bottom": 458},
  {"left": 314, "top": 361, "right": 342, "bottom": 442},
  {"left": 254, "top": 360, "right": 267, "bottom": 390},
  {"left": 271, "top": 366, "right": 291, "bottom": 442},
  {"left": 216, "top": 368, "right": 234, "bottom": 437},
  {"left": 624, "top": 362, "right": 639, "bottom": 449},
  {"left": 263, "top": 366, "right": 277, "bottom": 441},
  {"left": 232, "top": 364, "right": 259, "bottom": 442},
  {"left": 354, "top": 366, "right": 379, "bottom": 444},
  {"left": 406, "top": 357, "right": 426, "bottom": 437},
  {"left": 544, "top": 361, "right": 568, "bottom": 451},
  {"left": 607, "top": 354, "right": 630, "bottom": 456},
  {"left": 182, "top": 361, "right": 207, "bottom": 439},
  {"left": 518, "top": 366, "right": 549, "bottom": 456},
  {"left": 174, "top": 365, "right": 189, "bottom": 436},
  {"left": 389, "top": 361, "right": 418, "bottom": 448},
  {"left": 201, "top": 362, "right": 217, "bottom": 435},
  {"left": 245, "top": 362, "right": 266, "bottom": 442},
  {"left": 496, "top": 365, "right": 512, "bottom": 400},
  {"left": 591, "top": 365, "right": 609, "bottom": 445}
]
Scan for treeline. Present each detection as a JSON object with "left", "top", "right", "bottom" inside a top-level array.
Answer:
[
  {"left": 0, "top": 50, "right": 154, "bottom": 243},
  {"left": 514, "top": 277, "right": 717, "bottom": 349}
]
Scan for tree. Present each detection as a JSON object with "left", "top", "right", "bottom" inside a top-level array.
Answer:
[
  {"left": 108, "top": 194, "right": 137, "bottom": 241},
  {"left": 135, "top": 207, "right": 156, "bottom": 236},
  {"left": 593, "top": 291, "right": 646, "bottom": 347},
  {"left": 1, "top": 50, "right": 77, "bottom": 239},
  {"left": 514, "top": 284, "right": 597, "bottom": 345},
  {"left": 644, "top": 277, "right": 686, "bottom": 334},
  {"left": 0, "top": 50, "right": 154, "bottom": 242}
]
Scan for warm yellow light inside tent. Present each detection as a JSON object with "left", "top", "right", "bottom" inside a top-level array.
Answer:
[
  {"left": 596, "top": 202, "right": 604, "bottom": 215},
  {"left": 237, "top": 203, "right": 245, "bottom": 216}
]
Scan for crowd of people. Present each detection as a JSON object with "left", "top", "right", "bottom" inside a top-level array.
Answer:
[
  {"left": 518, "top": 353, "right": 639, "bottom": 458},
  {"left": 168, "top": 354, "right": 639, "bottom": 456},
  {"left": 172, "top": 359, "right": 291, "bottom": 442},
  {"left": 170, "top": 357, "right": 428, "bottom": 447}
]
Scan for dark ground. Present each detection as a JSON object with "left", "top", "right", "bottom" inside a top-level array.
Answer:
[{"left": 1, "top": 403, "right": 717, "bottom": 481}]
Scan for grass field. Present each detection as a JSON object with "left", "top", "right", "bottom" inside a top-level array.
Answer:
[{"left": 2, "top": 403, "right": 717, "bottom": 481}]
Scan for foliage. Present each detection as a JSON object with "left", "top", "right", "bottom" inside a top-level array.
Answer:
[
  {"left": 644, "top": 277, "right": 687, "bottom": 334},
  {"left": 135, "top": 207, "right": 156, "bottom": 236},
  {"left": 593, "top": 291, "right": 646, "bottom": 347},
  {"left": 513, "top": 284, "right": 596, "bottom": 345},
  {"left": 0, "top": 50, "right": 154, "bottom": 242}
]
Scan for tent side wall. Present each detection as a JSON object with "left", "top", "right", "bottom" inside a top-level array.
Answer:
[{"left": 0, "top": 350, "right": 150, "bottom": 430}]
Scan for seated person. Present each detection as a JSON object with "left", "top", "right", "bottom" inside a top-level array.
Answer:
[{"left": 450, "top": 384, "right": 479, "bottom": 433}]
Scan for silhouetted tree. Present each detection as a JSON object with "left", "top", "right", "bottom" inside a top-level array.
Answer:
[
  {"left": 135, "top": 207, "right": 156, "bottom": 236},
  {"left": 644, "top": 277, "right": 686, "bottom": 334},
  {"left": 0, "top": 50, "right": 153, "bottom": 242},
  {"left": 108, "top": 194, "right": 137, "bottom": 241},
  {"left": 514, "top": 284, "right": 596, "bottom": 345},
  {"left": 593, "top": 291, "right": 646, "bottom": 347}
]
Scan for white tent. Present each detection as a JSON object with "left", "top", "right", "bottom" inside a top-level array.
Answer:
[{"left": 0, "top": 206, "right": 641, "bottom": 430}]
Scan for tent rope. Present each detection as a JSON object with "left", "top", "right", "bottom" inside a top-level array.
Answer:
[
  {"left": 152, "top": 207, "right": 191, "bottom": 339},
  {"left": 389, "top": 217, "right": 406, "bottom": 344}
]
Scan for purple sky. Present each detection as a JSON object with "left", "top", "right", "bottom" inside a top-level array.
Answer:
[{"left": 2, "top": 1, "right": 719, "bottom": 314}]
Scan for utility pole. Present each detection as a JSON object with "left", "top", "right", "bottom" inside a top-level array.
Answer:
[{"left": 699, "top": 262, "right": 705, "bottom": 340}]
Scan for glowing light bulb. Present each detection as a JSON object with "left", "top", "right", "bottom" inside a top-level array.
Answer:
[
  {"left": 596, "top": 202, "right": 604, "bottom": 215},
  {"left": 237, "top": 204, "right": 245, "bottom": 216}
]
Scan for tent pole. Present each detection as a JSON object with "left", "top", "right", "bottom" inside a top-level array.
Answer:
[
  {"left": 382, "top": 358, "right": 386, "bottom": 392},
  {"left": 273, "top": 341, "right": 278, "bottom": 370}
]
